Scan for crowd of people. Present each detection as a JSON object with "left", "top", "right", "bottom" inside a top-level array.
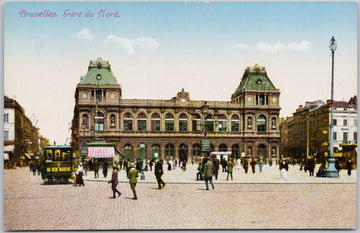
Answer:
[{"left": 31, "top": 155, "right": 355, "bottom": 200}]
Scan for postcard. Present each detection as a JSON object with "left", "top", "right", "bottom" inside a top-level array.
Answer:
[{"left": 3, "top": 0, "right": 358, "bottom": 230}]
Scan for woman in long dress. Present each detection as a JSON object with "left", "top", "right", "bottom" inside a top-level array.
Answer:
[{"left": 75, "top": 163, "right": 85, "bottom": 186}]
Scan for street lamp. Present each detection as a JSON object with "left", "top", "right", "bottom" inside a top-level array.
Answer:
[
  {"left": 326, "top": 36, "right": 339, "bottom": 178},
  {"left": 94, "top": 74, "right": 102, "bottom": 142}
]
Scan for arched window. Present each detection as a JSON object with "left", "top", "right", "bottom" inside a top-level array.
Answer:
[
  {"left": 165, "top": 113, "right": 174, "bottom": 131},
  {"left": 271, "top": 117, "right": 277, "bottom": 129},
  {"left": 151, "top": 113, "right": 161, "bottom": 132},
  {"left": 124, "top": 145, "right": 133, "bottom": 160},
  {"left": 205, "top": 114, "right": 214, "bottom": 132},
  {"left": 165, "top": 144, "right": 175, "bottom": 158},
  {"left": 219, "top": 144, "right": 227, "bottom": 152},
  {"left": 231, "top": 115, "right": 239, "bottom": 132},
  {"left": 82, "top": 114, "right": 88, "bottom": 128},
  {"left": 257, "top": 115, "right": 267, "bottom": 132},
  {"left": 151, "top": 144, "right": 161, "bottom": 160},
  {"left": 232, "top": 144, "right": 240, "bottom": 159},
  {"left": 192, "top": 114, "right": 201, "bottom": 132},
  {"left": 123, "top": 113, "right": 133, "bottom": 131},
  {"left": 178, "top": 144, "right": 188, "bottom": 162},
  {"left": 95, "top": 112, "right": 104, "bottom": 132},
  {"left": 137, "top": 144, "right": 147, "bottom": 160},
  {"left": 110, "top": 114, "right": 116, "bottom": 128},
  {"left": 137, "top": 113, "right": 147, "bottom": 131},
  {"left": 247, "top": 116, "right": 252, "bottom": 129},
  {"left": 192, "top": 144, "right": 201, "bottom": 157},
  {"left": 217, "top": 114, "right": 227, "bottom": 132},
  {"left": 179, "top": 113, "right": 188, "bottom": 132}
]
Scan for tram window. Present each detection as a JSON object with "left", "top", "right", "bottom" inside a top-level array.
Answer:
[
  {"left": 54, "top": 149, "right": 62, "bottom": 160},
  {"left": 46, "top": 150, "right": 53, "bottom": 160},
  {"left": 63, "top": 151, "right": 72, "bottom": 160}
]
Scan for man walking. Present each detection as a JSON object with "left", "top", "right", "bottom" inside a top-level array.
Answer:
[
  {"left": 127, "top": 162, "right": 138, "bottom": 200},
  {"left": 212, "top": 157, "right": 220, "bottom": 180},
  {"left": 155, "top": 159, "right": 165, "bottom": 189},
  {"left": 108, "top": 165, "right": 121, "bottom": 198},
  {"left": 227, "top": 159, "right": 233, "bottom": 180},
  {"left": 203, "top": 158, "right": 215, "bottom": 190}
]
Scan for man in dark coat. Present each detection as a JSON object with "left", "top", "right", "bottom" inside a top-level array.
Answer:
[
  {"left": 103, "top": 160, "right": 108, "bottom": 178},
  {"left": 155, "top": 159, "right": 165, "bottom": 189},
  {"left": 346, "top": 159, "right": 353, "bottom": 176},
  {"left": 250, "top": 158, "right": 256, "bottom": 173},
  {"left": 108, "top": 165, "right": 121, "bottom": 198},
  {"left": 221, "top": 158, "right": 227, "bottom": 172},
  {"left": 243, "top": 158, "right": 249, "bottom": 174},
  {"left": 212, "top": 157, "right": 220, "bottom": 180},
  {"left": 307, "top": 156, "right": 315, "bottom": 176}
]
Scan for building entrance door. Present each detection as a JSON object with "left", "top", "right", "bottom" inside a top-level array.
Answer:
[
  {"left": 179, "top": 144, "right": 188, "bottom": 162},
  {"left": 257, "top": 144, "right": 267, "bottom": 160}
]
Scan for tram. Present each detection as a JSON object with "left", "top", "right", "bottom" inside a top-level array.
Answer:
[{"left": 41, "top": 145, "right": 75, "bottom": 181}]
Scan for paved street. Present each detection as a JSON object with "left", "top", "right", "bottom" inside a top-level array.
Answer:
[{"left": 3, "top": 164, "right": 357, "bottom": 230}]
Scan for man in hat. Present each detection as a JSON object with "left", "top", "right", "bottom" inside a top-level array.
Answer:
[
  {"left": 155, "top": 159, "right": 165, "bottom": 189},
  {"left": 108, "top": 165, "right": 121, "bottom": 198},
  {"left": 127, "top": 161, "right": 138, "bottom": 200}
]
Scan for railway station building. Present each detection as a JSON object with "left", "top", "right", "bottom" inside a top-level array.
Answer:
[{"left": 71, "top": 58, "right": 281, "bottom": 162}]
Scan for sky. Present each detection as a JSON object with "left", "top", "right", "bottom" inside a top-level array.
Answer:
[{"left": 3, "top": 1, "right": 358, "bottom": 145}]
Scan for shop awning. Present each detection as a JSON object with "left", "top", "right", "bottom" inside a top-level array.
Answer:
[{"left": 88, "top": 147, "right": 115, "bottom": 158}]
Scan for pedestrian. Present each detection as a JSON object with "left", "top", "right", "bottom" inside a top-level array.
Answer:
[
  {"left": 227, "top": 159, "right": 233, "bottom": 181},
  {"left": 155, "top": 159, "right": 165, "bottom": 189},
  {"left": 167, "top": 160, "right": 172, "bottom": 171},
  {"left": 346, "top": 159, "right": 353, "bottom": 176},
  {"left": 94, "top": 159, "right": 99, "bottom": 178},
  {"left": 221, "top": 158, "right": 227, "bottom": 172},
  {"left": 149, "top": 159, "right": 153, "bottom": 172},
  {"left": 196, "top": 161, "right": 204, "bottom": 180},
  {"left": 237, "top": 158, "right": 241, "bottom": 170},
  {"left": 30, "top": 161, "right": 36, "bottom": 175},
  {"left": 243, "top": 158, "right": 249, "bottom": 174},
  {"left": 258, "top": 158, "right": 264, "bottom": 173},
  {"left": 279, "top": 158, "right": 288, "bottom": 180},
  {"left": 119, "top": 159, "right": 123, "bottom": 170},
  {"left": 127, "top": 162, "right": 138, "bottom": 200},
  {"left": 316, "top": 162, "right": 326, "bottom": 177},
  {"left": 75, "top": 163, "right": 85, "bottom": 186},
  {"left": 212, "top": 157, "right": 220, "bottom": 180},
  {"left": 335, "top": 159, "right": 341, "bottom": 171},
  {"left": 203, "top": 158, "right": 215, "bottom": 190},
  {"left": 250, "top": 158, "right": 256, "bottom": 173},
  {"left": 103, "top": 160, "right": 108, "bottom": 178},
  {"left": 308, "top": 156, "right": 315, "bottom": 176},
  {"left": 108, "top": 165, "right": 121, "bottom": 199},
  {"left": 269, "top": 158, "right": 273, "bottom": 167}
]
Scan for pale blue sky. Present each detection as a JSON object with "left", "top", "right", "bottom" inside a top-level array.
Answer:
[{"left": 4, "top": 1, "right": 358, "bottom": 144}]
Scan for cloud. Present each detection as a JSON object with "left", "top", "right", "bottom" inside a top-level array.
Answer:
[
  {"left": 103, "top": 35, "right": 160, "bottom": 54},
  {"left": 234, "top": 41, "right": 311, "bottom": 53},
  {"left": 75, "top": 28, "right": 94, "bottom": 40},
  {"left": 234, "top": 43, "right": 252, "bottom": 50}
]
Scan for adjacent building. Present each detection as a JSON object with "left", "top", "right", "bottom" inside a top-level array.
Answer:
[
  {"left": 71, "top": 58, "right": 281, "bottom": 162},
  {"left": 280, "top": 96, "right": 357, "bottom": 162},
  {"left": 4, "top": 96, "right": 42, "bottom": 168}
]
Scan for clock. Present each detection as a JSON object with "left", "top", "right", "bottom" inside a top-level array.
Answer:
[
  {"left": 257, "top": 79, "right": 262, "bottom": 84},
  {"left": 181, "top": 99, "right": 185, "bottom": 103},
  {"left": 82, "top": 93, "right": 87, "bottom": 98}
]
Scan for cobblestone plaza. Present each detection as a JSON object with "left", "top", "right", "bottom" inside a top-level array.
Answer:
[{"left": 3, "top": 164, "right": 357, "bottom": 230}]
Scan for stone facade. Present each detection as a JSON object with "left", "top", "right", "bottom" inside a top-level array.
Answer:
[
  {"left": 71, "top": 59, "right": 281, "bottom": 162},
  {"left": 280, "top": 96, "right": 357, "bottom": 162},
  {"left": 4, "top": 96, "right": 40, "bottom": 168}
]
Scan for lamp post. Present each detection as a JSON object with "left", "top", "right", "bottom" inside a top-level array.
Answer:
[
  {"left": 326, "top": 36, "right": 339, "bottom": 178},
  {"left": 94, "top": 74, "right": 102, "bottom": 142}
]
